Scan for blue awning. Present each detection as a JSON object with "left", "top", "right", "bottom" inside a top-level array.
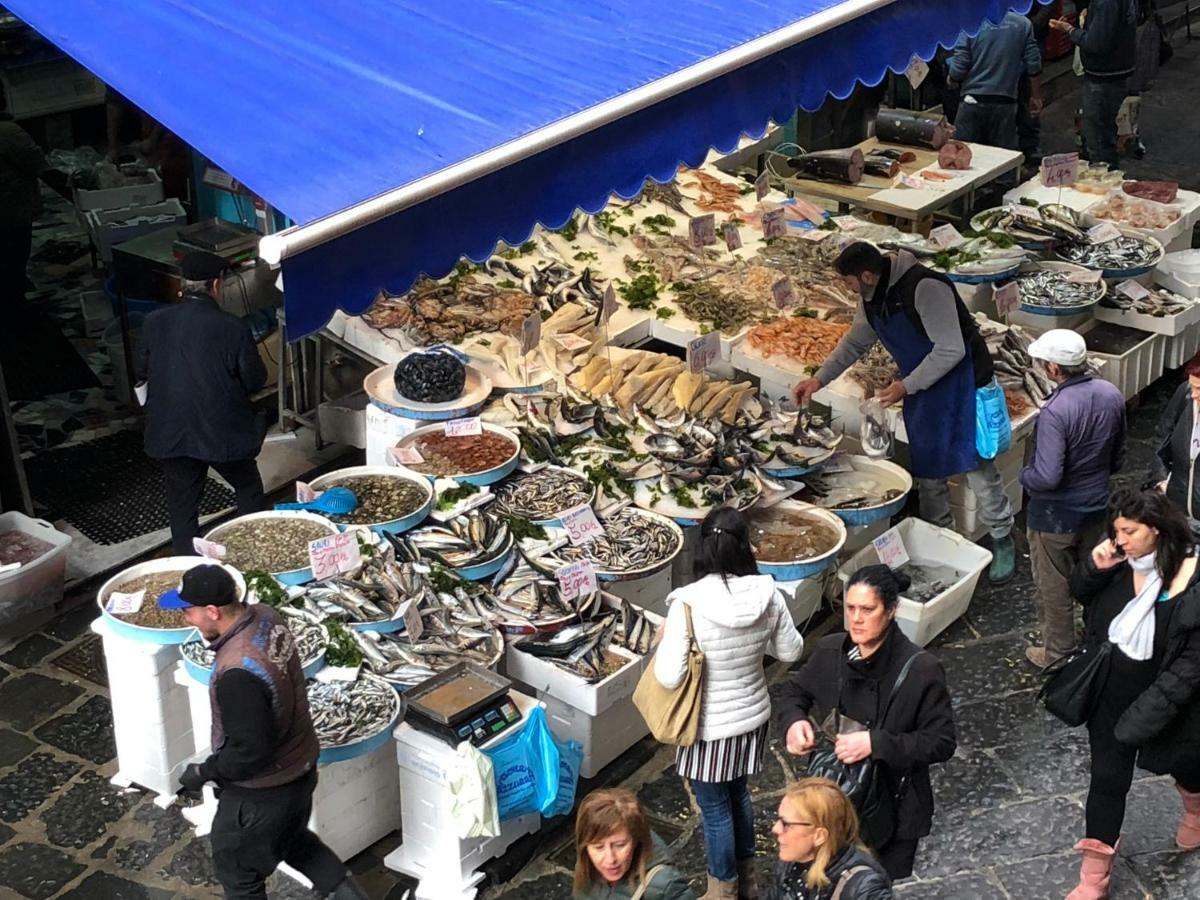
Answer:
[{"left": 10, "top": 0, "right": 1032, "bottom": 338}]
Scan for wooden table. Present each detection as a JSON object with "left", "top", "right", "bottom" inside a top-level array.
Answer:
[{"left": 778, "top": 137, "right": 1024, "bottom": 233}]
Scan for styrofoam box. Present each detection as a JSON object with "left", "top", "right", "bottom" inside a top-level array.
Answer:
[
  {"left": 775, "top": 576, "right": 824, "bottom": 628},
  {"left": 1165, "top": 323, "right": 1200, "bottom": 369},
  {"left": 308, "top": 741, "right": 401, "bottom": 863},
  {"left": 365, "top": 402, "right": 422, "bottom": 466},
  {"left": 540, "top": 690, "right": 649, "bottom": 779},
  {"left": 1155, "top": 249, "right": 1200, "bottom": 299},
  {"left": 836, "top": 518, "right": 993, "bottom": 647},
  {"left": 74, "top": 169, "right": 164, "bottom": 212},
  {"left": 605, "top": 567, "right": 672, "bottom": 615},
  {"left": 87, "top": 198, "right": 186, "bottom": 263},
  {"left": 1083, "top": 328, "right": 1165, "bottom": 400},
  {"left": 0, "top": 512, "right": 72, "bottom": 636},
  {"left": 1093, "top": 297, "right": 1200, "bottom": 336}
]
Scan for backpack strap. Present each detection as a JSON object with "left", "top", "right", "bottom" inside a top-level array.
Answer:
[
  {"left": 630, "top": 864, "right": 666, "bottom": 900},
  {"left": 830, "top": 865, "right": 874, "bottom": 900}
]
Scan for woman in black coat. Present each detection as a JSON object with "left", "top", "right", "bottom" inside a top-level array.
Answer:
[
  {"left": 1065, "top": 488, "right": 1200, "bottom": 899},
  {"left": 771, "top": 566, "right": 956, "bottom": 881},
  {"left": 1150, "top": 357, "right": 1200, "bottom": 527}
]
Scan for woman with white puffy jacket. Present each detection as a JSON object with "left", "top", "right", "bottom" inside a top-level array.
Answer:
[{"left": 655, "top": 506, "right": 805, "bottom": 900}]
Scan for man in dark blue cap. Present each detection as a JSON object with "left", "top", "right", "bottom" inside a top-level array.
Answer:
[
  {"left": 135, "top": 251, "right": 268, "bottom": 555},
  {"left": 164, "top": 566, "right": 368, "bottom": 899}
]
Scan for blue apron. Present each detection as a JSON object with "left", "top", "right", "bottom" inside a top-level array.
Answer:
[{"left": 865, "top": 301, "right": 978, "bottom": 480}]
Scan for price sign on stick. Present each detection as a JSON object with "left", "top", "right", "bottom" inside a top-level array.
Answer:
[
  {"left": 1117, "top": 280, "right": 1152, "bottom": 301},
  {"left": 689, "top": 214, "right": 716, "bottom": 248},
  {"left": 562, "top": 504, "right": 604, "bottom": 546},
  {"left": 929, "top": 224, "right": 966, "bottom": 250},
  {"left": 557, "top": 560, "right": 598, "bottom": 602},
  {"left": 1040, "top": 152, "right": 1079, "bottom": 188},
  {"left": 521, "top": 312, "right": 542, "bottom": 354},
  {"left": 993, "top": 282, "right": 1021, "bottom": 318},
  {"left": 905, "top": 55, "right": 930, "bottom": 89},
  {"left": 600, "top": 284, "right": 618, "bottom": 326},
  {"left": 105, "top": 589, "right": 144, "bottom": 615},
  {"left": 772, "top": 277, "right": 796, "bottom": 311},
  {"left": 1088, "top": 223, "right": 1122, "bottom": 244},
  {"left": 444, "top": 417, "right": 482, "bottom": 437},
  {"left": 722, "top": 222, "right": 743, "bottom": 252},
  {"left": 308, "top": 533, "right": 362, "bottom": 582},
  {"left": 762, "top": 207, "right": 787, "bottom": 240},
  {"left": 193, "top": 537, "right": 226, "bottom": 560},
  {"left": 392, "top": 599, "right": 425, "bottom": 642},
  {"left": 755, "top": 171, "right": 770, "bottom": 200},
  {"left": 687, "top": 331, "right": 720, "bottom": 373},
  {"left": 872, "top": 528, "right": 911, "bottom": 570}
]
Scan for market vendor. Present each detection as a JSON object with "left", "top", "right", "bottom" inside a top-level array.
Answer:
[
  {"left": 165, "top": 566, "right": 369, "bottom": 900},
  {"left": 135, "top": 251, "right": 268, "bottom": 555},
  {"left": 792, "top": 241, "right": 1015, "bottom": 584}
]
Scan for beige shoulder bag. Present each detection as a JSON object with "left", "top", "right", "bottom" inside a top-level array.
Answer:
[
  {"left": 632, "top": 604, "right": 704, "bottom": 747},
  {"left": 630, "top": 864, "right": 667, "bottom": 900}
]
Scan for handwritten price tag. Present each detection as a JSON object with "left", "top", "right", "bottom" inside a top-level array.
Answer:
[
  {"left": 444, "top": 416, "right": 482, "bottom": 437},
  {"left": 557, "top": 559, "right": 598, "bottom": 602},
  {"left": 554, "top": 333, "right": 592, "bottom": 352},
  {"left": 1010, "top": 203, "right": 1042, "bottom": 220},
  {"left": 929, "top": 224, "right": 966, "bottom": 250},
  {"left": 833, "top": 216, "right": 862, "bottom": 230},
  {"left": 1066, "top": 268, "right": 1104, "bottom": 285},
  {"left": 392, "top": 599, "right": 425, "bottom": 642},
  {"left": 800, "top": 228, "right": 831, "bottom": 243},
  {"left": 296, "top": 481, "right": 318, "bottom": 503},
  {"left": 762, "top": 207, "right": 787, "bottom": 240},
  {"left": 601, "top": 283, "right": 618, "bottom": 326},
  {"left": 389, "top": 445, "right": 424, "bottom": 466},
  {"left": 993, "top": 281, "right": 1021, "bottom": 317},
  {"left": 193, "top": 537, "right": 226, "bottom": 560},
  {"left": 722, "top": 222, "right": 743, "bottom": 252},
  {"left": 772, "top": 277, "right": 796, "bottom": 311},
  {"left": 872, "top": 528, "right": 911, "bottom": 570},
  {"left": 105, "top": 589, "right": 144, "bottom": 614},
  {"left": 562, "top": 504, "right": 604, "bottom": 546},
  {"left": 308, "top": 532, "right": 363, "bottom": 582},
  {"left": 1088, "top": 222, "right": 1122, "bottom": 244},
  {"left": 755, "top": 171, "right": 770, "bottom": 200},
  {"left": 905, "top": 55, "right": 930, "bottom": 89},
  {"left": 521, "top": 312, "right": 542, "bottom": 354},
  {"left": 687, "top": 331, "right": 721, "bottom": 373},
  {"left": 1040, "top": 152, "right": 1079, "bottom": 188},
  {"left": 689, "top": 214, "right": 716, "bottom": 248},
  {"left": 1117, "top": 280, "right": 1151, "bottom": 301}
]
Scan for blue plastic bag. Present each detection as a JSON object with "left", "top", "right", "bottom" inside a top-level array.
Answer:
[
  {"left": 549, "top": 739, "right": 583, "bottom": 818},
  {"left": 975, "top": 377, "right": 1012, "bottom": 460},
  {"left": 483, "top": 706, "right": 560, "bottom": 821}
]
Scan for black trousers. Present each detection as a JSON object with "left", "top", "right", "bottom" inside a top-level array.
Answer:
[
  {"left": 0, "top": 224, "right": 33, "bottom": 306},
  {"left": 210, "top": 774, "right": 346, "bottom": 900},
  {"left": 160, "top": 457, "right": 264, "bottom": 555},
  {"left": 875, "top": 836, "right": 920, "bottom": 880}
]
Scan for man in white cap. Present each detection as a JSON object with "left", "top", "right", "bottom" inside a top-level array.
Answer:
[{"left": 1020, "top": 329, "right": 1126, "bottom": 668}]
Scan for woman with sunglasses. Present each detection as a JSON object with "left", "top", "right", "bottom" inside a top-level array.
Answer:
[{"left": 765, "top": 778, "right": 893, "bottom": 900}]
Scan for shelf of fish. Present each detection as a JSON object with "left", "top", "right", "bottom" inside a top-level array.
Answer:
[
  {"left": 881, "top": 236, "right": 1028, "bottom": 285},
  {"left": 394, "top": 511, "right": 514, "bottom": 581},
  {"left": 793, "top": 455, "right": 912, "bottom": 527},
  {"left": 504, "top": 597, "right": 662, "bottom": 716},
  {"left": 1055, "top": 227, "right": 1165, "bottom": 279},
  {"left": 205, "top": 511, "right": 340, "bottom": 587},
  {"left": 306, "top": 466, "right": 433, "bottom": 535},
  {"left": 391, "top": 423, "right": 521, "bottom": 486},
  {"left": 363, "top": 350, "right": 493, "bottom": 422},
  {"left": 97, "top": 558, "right": 244, "bottom": 644},
  {"left": 181, "top": 614, "right": 328, "bottom": 684},
  {"left": 746, "top": 501, "right": 847, "bottom": 582},
  {"left": 1094, "top": 283, "right": 1200, "bottom": 337},
  {"left": 1014, "top": 261, "right": 1106, "bottom": 318},
  {"left": 308, "top": 672, "right": 405, "bottom": 764}
]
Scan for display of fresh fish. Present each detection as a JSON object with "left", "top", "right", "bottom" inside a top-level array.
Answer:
[{"left": 307, "top": 674, "right": 402, "bottom": 748}]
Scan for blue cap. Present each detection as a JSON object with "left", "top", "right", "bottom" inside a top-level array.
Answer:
[{"left": 157, "top": 588, "right": 188, "bottom": 610}]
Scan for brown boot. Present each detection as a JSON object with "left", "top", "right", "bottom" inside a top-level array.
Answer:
[
  {"left": 1065, "top": 838, "right": 1118, "bottom": 900},
  {"left": 1176, "top": 782, "right": 1200, "bottom": 850},
  {"left": 736, "top": 858, "right": 759, "bottom": 900},
  {"left": 700, "top": 875, "right": 738, "bottom": 900}
]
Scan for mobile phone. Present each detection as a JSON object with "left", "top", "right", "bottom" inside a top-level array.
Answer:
[{"left": 1112, "top": 543, "right": 1126, "bottom": 559}]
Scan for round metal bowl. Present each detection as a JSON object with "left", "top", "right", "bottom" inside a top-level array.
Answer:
[
  {"left": 1016, "top": 260, "right": 1106, "bottom": 317},
  {"left": 1054, "top": 227, "right": 1165, "bottom": 278},
  {"left": 492, "top": 465, "right": 598, "bottom": 526},
  {"left": 363, "top": 358, "right": 493, "bottom": 421},
  {"left": 540, "top": 508, "right": 684, "bottom": 582},
  {"left": 943, "top": 260, "right": 1024, "bottom": 285},
  {"left": 969, "top": 207, "right": 1057, "bottom": 251},
  {"left": 814, "top": 457, "right": 913, "bottom": 527},
  {"left": 393, "top": 422, "right": 521, "bottom": 486},
  {"left": 312, "top": 673, "right": 405, "bottom": 764},
  {"left": 308, "top": 465, "right": 433, "bottom": 535},
  {"left": 180, "top": 623, "right": 328, "bottom": 685},
  {"left": 205, "top": 510, "right": 339, "bottom": 587},
  {"left": 453, "top": 537, "right": 515, "bottom": 582},
  {"left": 97, "top": 557, "right": 244, "bottom": 645},
  {"left": 751, "top": 502, "right": 848, "bottom": 582}
]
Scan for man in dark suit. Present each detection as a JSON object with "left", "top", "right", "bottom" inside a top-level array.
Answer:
[{"left": 136, "top": 252, "right": 268, "bottom": 554}]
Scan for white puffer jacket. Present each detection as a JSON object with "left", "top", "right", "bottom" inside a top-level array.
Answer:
[{"left": 654, "top": 573, "right": 804, "bottom": 742}]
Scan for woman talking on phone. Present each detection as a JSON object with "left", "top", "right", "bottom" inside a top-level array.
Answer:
[{"left": 1063, "top": 488, "right": 1200, "bottom": 899}]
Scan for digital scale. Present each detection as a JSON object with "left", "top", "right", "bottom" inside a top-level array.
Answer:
[
  {"left": 403, "top": 662, "right": 523, "bottom": 747},
  {"left": 173, "top": 218, "right": 260, "bottom": 264}
]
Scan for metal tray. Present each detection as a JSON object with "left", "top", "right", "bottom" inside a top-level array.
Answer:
[{"left": 404, "top": 661, "right": 511, "bottom": 725}]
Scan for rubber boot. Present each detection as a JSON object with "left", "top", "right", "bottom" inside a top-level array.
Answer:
[
  {"left": 989, "top": 533, "right": 1016, "bottom": 585},
  {"left": 1175, "top": 782, "right": 1200, "bottom": 850},
  {"left": 700, "top": 875, "right": 739, "bottom": 900},
  {"left": 736, "top": 858, "right": 759, "bottom": 900},
  {"left": 1065, "top": 838, "right": 1118, "bottom": 900},
  {"left": 329, "top": 873, "right": 370, "bottom": 900}
]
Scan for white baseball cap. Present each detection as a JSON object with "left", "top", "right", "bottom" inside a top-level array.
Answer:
[{"left": 1027, "top": 329, "right": 1087, "bottom": 366}]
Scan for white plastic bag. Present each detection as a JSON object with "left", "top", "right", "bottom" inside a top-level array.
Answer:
[{"left": 448, "top": 741, "right": 499, "bottom": 839}]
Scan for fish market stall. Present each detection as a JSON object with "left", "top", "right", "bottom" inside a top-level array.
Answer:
[
  {"left": 1077, "top": 320, "right": 1167, "bottom": 401},
  {"left": 1094, "top": 283, "right": 1200, "bottom": 369}
]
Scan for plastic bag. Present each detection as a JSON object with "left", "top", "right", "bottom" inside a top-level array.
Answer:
[
  {"left": 859, "top": 398, "right": 894, "bottom": 459},
  {"left": 975, "top": 377, "right": 1012, "bottom": 460},
  {"left": 449, "top": 741, "right": 499, "bottom": 839},
  {"left": 548, "top": 739, "right": 583, "bottom": 818},
  {"left": 483, "top": 706, "right": 560, "bottom": 821}
]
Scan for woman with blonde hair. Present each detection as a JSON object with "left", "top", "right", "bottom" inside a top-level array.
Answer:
[
  {"left": 765, "top": 778, "right": 893, "bottom": 900},
  {"left": 574, "top": 788, "right": 696, "bottom": 900}
]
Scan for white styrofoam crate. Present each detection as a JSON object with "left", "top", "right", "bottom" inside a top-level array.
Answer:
[
  {"left": 1166, "top": 323, "right": 1200, "bottom": 368},
  {"left": 87, "top": 198, "right": 187, "bottom": 263},
  {"left": 1155, "top": 250, "right": 1200, "bottom": 299},
  {"left": 505, "top": 644, "right": 641, "bottom": 717},
  {"left": 773, "top": 576, "right": 825, "bottom": 629},
  {"left": 1093, "top": 299, "right": 1200, "bottom": 336},
  {"left": 836, "top": 518, "right": 993, "bottom": 647},
  {"left": 604, "top": 567, "right": 672, "bottom": 611},
  {"left": 308, "top": 742, "right": 401, "bottom": 862},
  {"left": 74, "top": 169, "right": 164, "bottom": 212},
  {"left": 1084, "top": 329, "right": 1165, "bottom": 400},
  {"left": 540, "top": 691, "right": 649, "bottom": 779}
]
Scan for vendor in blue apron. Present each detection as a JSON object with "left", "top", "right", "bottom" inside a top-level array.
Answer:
[{"left": 793, "top": 241, "right": 1016, "bottom": 584}]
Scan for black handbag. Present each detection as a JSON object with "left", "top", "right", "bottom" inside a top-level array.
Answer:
[
  {"left": 1038, "top": 641, "right": 1114, "bottom": 727},
  {"left": 805, "top": 651, "right": 923, "bottom": 849}
]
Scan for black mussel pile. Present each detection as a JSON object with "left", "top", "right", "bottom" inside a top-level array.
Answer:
[{"left": 393, "top": 349, "right": 466, "bottom": 403}]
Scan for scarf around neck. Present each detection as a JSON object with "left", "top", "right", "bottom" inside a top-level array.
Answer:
[{"left": 1107, "top": 551, "right": 1163, "bottom": 661}]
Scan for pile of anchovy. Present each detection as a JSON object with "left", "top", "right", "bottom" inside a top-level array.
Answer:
[
  {"left": 492, "top": 467, "right": 594, "bottom": 521},
  {"left": 307, "top": 674, "right": 402, "bottom": 748},
  {"left": 1016, "top": 268, "right": 1105, "bottom": 310},
  {"left": 526, "top": 506, "right": 681, "bottom": 576},
  {"left": 1058, "top": 235, "right": 1161, "bottom": 271},
  {"left": 399, "top": 512, "right": 512, "bottom": 571},
  {"left": 393, "top": 349, "right": 466, "bottom": 403}
]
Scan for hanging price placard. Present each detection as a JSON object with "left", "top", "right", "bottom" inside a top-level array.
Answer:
[
  {"left": 689, "top": 214, "right": 716, "bottom": 248},
  {"left": 897, "top": 173, "right": 924, "bottom": 190},
  {"left": 389, "top": 445, "right": 424, "bottom": 466},
  {"left": 762, "top": 207, "right": 787, "bottom": 240},
  {"left": 296, "top": 481, "right": 318, "bottom": 503},
  {"left": 1117, "top": 280, "right": 1152, "bottom": 301},
  {"left": 905, "top": 55, "right": 930, "bottom": 89},
  {"left": 722, "top": 222, "right": 743, "bottom": 252},
  {"left": 105, "top": 589, "right": 145, "bottom": 614},
  {"left": 554, "top": 333, "right": 592, "bottom": 351},
  {"left": 929, "top": 224, "right": 966, "bottom": 249},
  {"left": 1087, "top": 223, "right": 1122, "bottom": 244},
  {"left": 993, "top": 282, "right": 1021, "bottom": 317},
  {"left": 772, "top": 278, "right": 796, "bottom": 311},
  {"left": 800, "top": 229, "right": 832, "bottom": 243},
  {"left": 557, "top": 560, "right": 598, "bottom": 602},
  {"left": 1065, "top": 268, "right": 1104, "bottom": 285},
  {"left": 833, "top": 216, "right": 862, "bottom": 230},
  {"left": 687, "top": 331, "right": 721, "bottom": 373},
  {"left": 308, "top": 532, "right": 362, "bottom": 582}
]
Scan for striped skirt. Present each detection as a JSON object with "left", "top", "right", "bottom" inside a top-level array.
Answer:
[{"left": 675, "top": 722, "right": 769, "bottom": 783}]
